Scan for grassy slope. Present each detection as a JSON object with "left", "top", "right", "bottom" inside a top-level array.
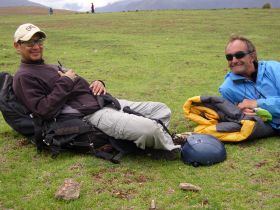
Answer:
[{"left": 0, "top": 9, "right": 280, "bottom": 209}]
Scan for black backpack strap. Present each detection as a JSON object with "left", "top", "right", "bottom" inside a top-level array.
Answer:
[
  {"left": 123, "top": 106, "right": 173, "bottom": 136},
  {"left": 32, "top": 116, "right": 46, "bottom": 153},
  {"left": 109, "top": 137, "right": 140, "bottom": 163},
  {"left": 88, "top": 137, "right": 139, "bottom": 164},
  {"left": 92, "top": 150, "right": 120, "bottom": 164},
  {"left": 97, "top": 93, "right": 121, "bottom": 110},
  {"left": 109, "top": 137, "right": 138, "bottom": 154}
]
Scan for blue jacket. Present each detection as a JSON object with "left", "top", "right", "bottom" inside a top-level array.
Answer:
[{"left": 219, "top": 60, "right": 280, "bottom": 129}]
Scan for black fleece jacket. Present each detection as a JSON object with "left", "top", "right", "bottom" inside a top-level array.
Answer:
[{"left": 13, "top": 62, "right": 101, "bottom": 119}]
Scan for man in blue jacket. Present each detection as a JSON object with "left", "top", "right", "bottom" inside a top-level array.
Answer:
[{"left": 219, "top": 35, "right": 280, "bottom": 130}]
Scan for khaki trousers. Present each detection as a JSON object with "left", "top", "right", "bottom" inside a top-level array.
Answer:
[{"left": 85, "top": 99, "right": 180, "bottom": 151}]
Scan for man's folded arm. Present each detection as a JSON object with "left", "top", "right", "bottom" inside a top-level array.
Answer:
[{"left": 15, "top": 75, "right": 75, "bottom": 119}]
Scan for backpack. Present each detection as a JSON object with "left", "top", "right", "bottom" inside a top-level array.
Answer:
[
  {"left": 0, "top": 72, "right": 139, "bottom": 163},
  {"left": 0, "top": 72, "right": 34, "bottom": 136},
  {"left": 33, "top": 113, "right": 139, "bottom": 163}
]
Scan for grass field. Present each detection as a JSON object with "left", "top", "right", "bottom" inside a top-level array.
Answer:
[{"left": 0, "top": 8, "right": 280, "bottom": 209}]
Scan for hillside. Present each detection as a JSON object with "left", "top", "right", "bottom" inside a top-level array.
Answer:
[
  {"left": 0, "top": 6, "right": 74, "bottom": 15},
  {"left": 0, "top": 0, "right": 44, "bottom": 7},
  {"left": 1, "top": 0, "right": 279, "bottom": 13},
  {"left": 97, "top": 0, "right": 280, "bottom": 12}
]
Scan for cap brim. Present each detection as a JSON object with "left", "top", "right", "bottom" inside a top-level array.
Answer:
[{"left": 19, "top": 30, "right": 46, "bottom": 42}]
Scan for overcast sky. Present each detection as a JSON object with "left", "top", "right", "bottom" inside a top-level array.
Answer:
[{"left": 29, "top": 0, "right": 124, "bottom": 11}]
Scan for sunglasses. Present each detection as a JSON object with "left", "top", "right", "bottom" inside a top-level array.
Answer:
[
  {"left": 18, "top": 38, "right": 45, "bottom": 47},
  {"left": 225, "top": 51, "right": 252, "bottom": 61}
]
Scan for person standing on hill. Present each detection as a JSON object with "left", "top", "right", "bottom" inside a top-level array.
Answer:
[
  {"left": 219, "top": 35, "right": 280, "bottom": 131},
  {"left": 49, "top": 7, "right": 53, "bottom": 15},
  {"left": 12, "top": 23, "right": 181, "bottom": 159},
  {"left": 91, "top": 3, "right": 95, "bottom": 13}
]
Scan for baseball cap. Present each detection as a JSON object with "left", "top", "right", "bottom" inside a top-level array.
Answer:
[{"left": 14, "top": 23, "right": 46, "bottom": 42}]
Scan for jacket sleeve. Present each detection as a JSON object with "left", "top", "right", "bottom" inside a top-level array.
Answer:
[
  {"left": 257, "top": 97, "right": 280, "bottom": 118},
  {"left": 219, "top": 86, "right": 238, "bottom": 105},
  {"left": 14, "top": 74, "right": 75, "bottom": 119},
  {"left": 257, "top": 61, "right": 280, "bottom": 118}
]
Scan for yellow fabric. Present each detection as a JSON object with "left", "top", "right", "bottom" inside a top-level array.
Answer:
[{"left": 183, "top": 96, "right": 256, "bottom": 142}]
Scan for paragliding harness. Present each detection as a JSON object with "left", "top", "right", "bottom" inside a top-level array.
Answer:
[
  {"left": 0, "top": 71, "right": 139, "bottom": 163},
  {"left": 32, "top": 105, "right": 175, "bottom": 163},
  {"left": 32, "top": 113, "right": 140, "bottom": 164}
]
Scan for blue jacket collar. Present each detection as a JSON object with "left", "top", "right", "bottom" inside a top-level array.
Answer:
[{"left": 226, "top": 72, "right": 247, "bottom": 84}]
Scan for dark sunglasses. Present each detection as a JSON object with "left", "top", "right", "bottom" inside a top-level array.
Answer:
[
  {"left": 18, "top": 38, "right": 45, "bottom": 47},
  {"left": 225, "top": 51, "right": 252, "bottom": 61}
]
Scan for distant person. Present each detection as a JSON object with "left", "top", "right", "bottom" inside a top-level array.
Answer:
[
  {"left": 12, "top": 23, "right": 182, "bottom": 159},
  {"left": 49, "top": 7, "right": 53, "bottom": 15},
  {"left": 219, "top": 35, "right": 280, "bottom": 131},
  {"left": 91, "top": 3, "right": 95, "bottom": 13}
]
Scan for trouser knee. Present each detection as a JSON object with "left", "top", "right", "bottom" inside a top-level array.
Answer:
[
  {"left": 160, "top": 103, "right": 171, "bottom": 118},
  {"left": 155, "top": 102, "right": 171, "bottom": 126},
  {"left": 140, "top": 121, "right": 161, "bottom": 139}
]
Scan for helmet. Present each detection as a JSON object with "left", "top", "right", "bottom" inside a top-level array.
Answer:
[{"left": 181, "top": 133, "right": 226, "bottom": 167}]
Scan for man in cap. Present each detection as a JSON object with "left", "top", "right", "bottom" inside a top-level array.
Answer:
[
  {"left": 12, "top": 23, "right": 181, "bottom": 158},
  {"left": 219, "top": 35, "right": 280, "bottom": 131}
]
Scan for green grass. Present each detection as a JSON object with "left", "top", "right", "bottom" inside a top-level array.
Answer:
[{"left": 1, "top": 9, "right": 280, "bottom": 209}]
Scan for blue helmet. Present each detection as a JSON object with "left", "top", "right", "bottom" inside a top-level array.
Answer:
[{"left": 181, "top": 133, "right": 226, "bottom": 167}]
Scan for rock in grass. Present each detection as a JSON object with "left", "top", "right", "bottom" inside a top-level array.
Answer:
[
  {"left": 179, "top": 183, "right": 201, "bottom": 192},
  {"left": 149, "top": 199, "right": 156, "bottom": 209},
  {"left": 55, "top": 178, "right": 80, "bottom": 200}
]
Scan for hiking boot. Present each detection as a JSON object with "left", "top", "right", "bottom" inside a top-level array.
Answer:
[{"left": 172, "top": 132, "right": 192, "bottom": 146}]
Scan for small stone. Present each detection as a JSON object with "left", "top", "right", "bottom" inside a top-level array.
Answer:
[
  {"left": 179, "top": 183, "right": 201, "bottom": 192},
  {"left": 55, "top": 178, "right": 80, "bottom": 200},
  {"left": 149, "top": 199, "right": 156, "bottom": 209}
]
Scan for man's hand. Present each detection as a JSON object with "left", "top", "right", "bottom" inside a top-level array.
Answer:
[
  {"left": 242, "top": 108, "right": 256, "bottom": 116},
  {"left": 58, "top": 69, "right": 77, "bottom": 81},
  {"left": 238, "top": 99, "right": 257, "bottom": 115},
  {"left": 238, "top": 99, "right": 257, "bottom": 110},
  {"left": 90, "top": 80, "right": 106, "bottom": 95}
]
